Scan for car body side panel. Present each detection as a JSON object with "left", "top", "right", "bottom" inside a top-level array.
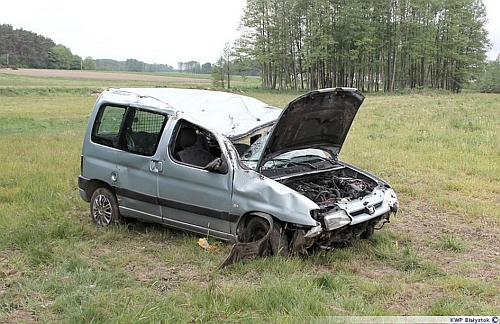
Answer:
[
  {"left": 113, "top": 151, "right": 162, "bottom": 222},
  {"left": 82, "top": 143, "right": 163, "bottom": 222},
  {"left": 158, "top": 162, "right": 234, "bottom": 233},
  {"left": 230, "top": 168, "right": 318, "bottom": 228}
]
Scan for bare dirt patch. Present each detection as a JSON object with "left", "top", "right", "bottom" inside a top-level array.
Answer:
[
  {"left": 0, "top": 68, "right": 210, "bottom": 83},
  {"left": 392, "top": 200, "right": 500, "bottom": 282},
  {"left": 2, "top": 309, "right": 37, "bottom": 324}
]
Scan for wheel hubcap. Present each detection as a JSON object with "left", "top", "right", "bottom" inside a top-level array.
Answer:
[{"left": 92, "top": 194, "right": 112, "bottom": 225}]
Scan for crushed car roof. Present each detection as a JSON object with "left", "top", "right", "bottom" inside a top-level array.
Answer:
[{"left": 98, "top": 88, "right": 283, "bottom": 140}]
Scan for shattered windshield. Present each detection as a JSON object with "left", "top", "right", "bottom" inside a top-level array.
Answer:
[
  {"left": 241, "top": 134, "right": 268, "bottom": 161},
  {"left": 240, "top": 133, "right": 268, "bottom": 169},
  {"left": 240, "top": 133, "right": 334, "bottom": 170},
  {"left": 263, "top": 150, "right": 334, "bottom": 170}
]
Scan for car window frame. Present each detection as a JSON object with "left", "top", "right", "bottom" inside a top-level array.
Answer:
[
  {"left": 169, "top": 119, "right": 227, "bottom": 171},
  {"left": 91, "top": 104, "right": 168, "bottom": 157}
]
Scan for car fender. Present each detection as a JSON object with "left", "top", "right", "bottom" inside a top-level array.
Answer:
[{"left": 230, "top": 167, "right": 318, "bottom": 227}]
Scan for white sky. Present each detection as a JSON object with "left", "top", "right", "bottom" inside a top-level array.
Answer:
[
  {"left": 0, "top": 0, "right": 498, "bottom": 65},
  {"left": 483, "top": 0, "right": 500, "bottom": 60}
]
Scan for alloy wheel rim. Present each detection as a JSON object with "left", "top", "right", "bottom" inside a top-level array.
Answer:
[{"left": 92, "top": 194, "right": 112, "bottom": 225}]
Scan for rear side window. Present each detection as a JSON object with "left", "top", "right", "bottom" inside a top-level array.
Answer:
[
  {"left": 92, "top": 105, "right": 168, "bottom": 156},
  {"left": 92, "top": 105, "right": 126, "bottom": 149},
  {"left": 125, "top": 109, "right": 167, "bottom": 156}
]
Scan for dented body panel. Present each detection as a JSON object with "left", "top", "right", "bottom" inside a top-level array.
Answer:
[{"left": 230, "top": 167, "right": 318, "bottom": 227}]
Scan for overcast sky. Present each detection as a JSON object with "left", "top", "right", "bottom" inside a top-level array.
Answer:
[{"left": 0, "top": 0, "right": 498, "bottom": 65}]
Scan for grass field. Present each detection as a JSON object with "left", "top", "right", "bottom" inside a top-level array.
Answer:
[{"left": 0, "top": 70, "right": 499, "bottom": 323}]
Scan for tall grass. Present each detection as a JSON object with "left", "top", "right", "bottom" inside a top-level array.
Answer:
[{"left": 0, "top": 80, "right": 499, "bottom": 322}]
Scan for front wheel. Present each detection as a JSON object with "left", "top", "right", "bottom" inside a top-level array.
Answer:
[
  {"left": 244, "top": 217, "right": 289, "bottom": 257},
  {"left": 90, "top": 188, "right": 122, "bottom": 226}
]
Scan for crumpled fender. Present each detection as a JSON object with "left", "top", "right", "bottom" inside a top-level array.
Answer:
[{"left": 219, "top": 216, "right": 274, "bottom": 268}]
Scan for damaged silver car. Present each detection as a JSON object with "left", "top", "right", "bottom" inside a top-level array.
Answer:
[{"left": 78, "top": 87, "right": 398, "bottom": 264}]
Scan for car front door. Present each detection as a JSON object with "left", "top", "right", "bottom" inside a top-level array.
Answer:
[{"left": 157, "top": 120, "right": 235, "bottom": 240}]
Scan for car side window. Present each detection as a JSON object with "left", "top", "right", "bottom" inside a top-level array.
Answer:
[
  {"left": 171, "top": 120, "right": 221, "bottom": 168},
  {"left": 92, "top": 105, "right": 126, "bottom": 148},
  {"left": 124, "top": 109, "right": 167, "bottom": 156},
  {"left": 92, "top": 105, "right": 167, "bottom": 156}
]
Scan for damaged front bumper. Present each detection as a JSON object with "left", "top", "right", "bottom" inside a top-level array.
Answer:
[
  {"left": 220, "top": 189, "right": 398, "bottom": 267},
  {"left": 292, "top": 187, "right": 399, "bottom": 253},
  {"left": 220, "top": 208, "right": 396, "bottom": 268},
  {"left": 294, "top": 194, "right": 399, "bottom": 253}
]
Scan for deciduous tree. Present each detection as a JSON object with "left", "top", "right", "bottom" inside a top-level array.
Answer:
[
  {"left": 48, "top": 45, "right": 72, "bottom": 69},
  {"left": 235, "top": 0, "right": 491, "bottom": 92},
  {"left": 82, "top": 56, "right": 96, "bottom": 70}
]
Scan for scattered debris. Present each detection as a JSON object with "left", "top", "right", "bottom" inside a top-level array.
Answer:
[{"left": 197, "top": 238, "right": 218, "bottom": 251}]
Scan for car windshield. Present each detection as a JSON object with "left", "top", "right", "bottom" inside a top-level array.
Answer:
[{"left": 240, "top": 133, "right": 334, "bottom": 170}]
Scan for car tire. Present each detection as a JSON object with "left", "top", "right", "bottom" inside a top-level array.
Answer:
[
  {"left": 244, "top": 217, "right": 289, "bottom": 257},
  {"left": 361, "top": 226, "right": 374, "bottom": 239},
  {"left": 361, "top": 218, "right": 378, "bottom": 239},
  {"left": 90, "top": 187, "right": 122, "bottom": 226}
]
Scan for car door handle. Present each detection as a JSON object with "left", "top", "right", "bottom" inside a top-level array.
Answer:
[{"left": 150, "top": 160, "right": 163, "bottom": 173}]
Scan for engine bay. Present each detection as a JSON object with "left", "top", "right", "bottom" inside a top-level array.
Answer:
[{"left": 281, "top": 167, "right": 378, "bottom": 207}]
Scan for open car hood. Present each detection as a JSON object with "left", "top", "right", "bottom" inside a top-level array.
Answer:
[{"left": 257, "top": 88, "right": 364, "bottom": 169}]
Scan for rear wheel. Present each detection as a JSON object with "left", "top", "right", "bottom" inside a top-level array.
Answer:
[{"left": 90, "top": 188, "right": 122, "bottom": 226}]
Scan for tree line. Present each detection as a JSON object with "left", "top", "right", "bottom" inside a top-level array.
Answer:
[
  {"left": 0, "top": 24, "right": 196, "bottom": 73},
  {"left": 230, "top": 0, "right": 491, "bottom": 92},
  {"left": 0, "top": 24, "right": 55, "bottom": 69}
]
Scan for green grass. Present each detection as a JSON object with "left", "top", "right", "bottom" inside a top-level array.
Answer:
[
  {"left": 438, "top": 233, "right": 467, "bottom": 252},
  {"left": 0, "top": 74, "right": 499, "bottom": 322}
]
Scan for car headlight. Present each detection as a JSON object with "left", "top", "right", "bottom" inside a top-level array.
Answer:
[
  {"left": 384, "top": 188, "right": 399, "bottom": 213},
  {"left": 324, "top": 210, "right": 351, "bottom": 231},
  {"left": 384, "top": 188, "right": 398, "bottom": 205}
]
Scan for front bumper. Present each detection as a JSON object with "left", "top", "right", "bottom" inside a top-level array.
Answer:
[{"left": 298, "top": 189, "right": 398, "bottom": 252}]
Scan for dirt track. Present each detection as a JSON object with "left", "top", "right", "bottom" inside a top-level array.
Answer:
[{"left": 0, "top": 68, "right": 210, "bottom": 83}]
